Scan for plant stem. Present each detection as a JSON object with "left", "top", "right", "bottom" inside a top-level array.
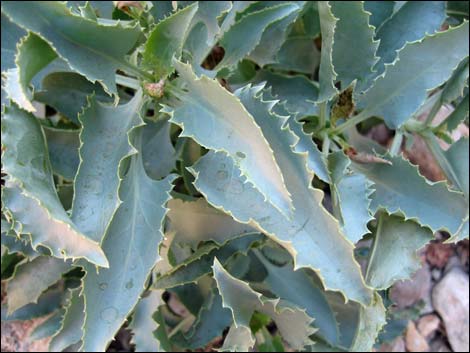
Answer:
[
  {"left": 168, "top": 316, "right": 194, "bottom": 338},
  {"left": 330, "top": 91, "right": 442, "bottom": 135},
  {"left": 389, "top": 130, "right": 404, "bottom": 156},
  {"left": 422, "top": 131, "right": 462, "bottom": 192},
  {"left": 424, "top": 94, "right": 443, "bottom": 126},
  {"left": 365, "top": 211, "right": 384, "bottom": 283},
  {"left": 412, "top": 91, "right": 442, "bottom": 120},
  {"left": 404, "top": 119, "right": 427, "bottom": 133},
  {"left": 115, "top": 74, "right": 141, "bottom": 90},
  {"left": 318, "top": 101, "right": 328, "bottom": 129},
  {"left": 331, "top": 110, "right": 371, "bottom": 134},
  {"left": 321, "top": 132, "right": 330, "bottom": 158},
  {"left": 120, "top": 61, "right": 154, "bottom": 81},
  {"left": 165, "top": 82, "right": 188, "bottom": 98}
]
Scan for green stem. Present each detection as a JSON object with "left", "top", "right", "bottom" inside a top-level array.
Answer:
[
  {"left": 168, "top": 316, "right": 194, "bottom": 338},
  {"left": 404, "top": 119, "right": 427, "bottom": 133},
  {"left": 365, "top": 212, "right": 384, "bottom": 284},
  {"left": 422, "top": 131, "right": 463, "bottom": 192},
  {"left": 321, "top": 132, "right": 330, "bottom": 158},
  {"left": 165, "top": 82, "right": 188, "bottom": 98},
  {"left": 413, "top": 91, "right": 442, "bottom": 120},
  {"left": 119, "top": 61, "right": 154, "bottom": 81},
  {"left": 331, "top": 183, "right": 343, "bottom": 222},
  {"left": 389, "top": 130, "right": 404, "bottom": 156},
  {"left": 330, "top": 110, "right": 371, "bottom": 134},
  {"left": 424, "top": 94, "right": 443, "bottom": 126},
  {"left": 115, "top": 74, "right": 140, "bottom": 90},
  {"left": 319, "top": 101, "right": 328, "bottom": 129}
]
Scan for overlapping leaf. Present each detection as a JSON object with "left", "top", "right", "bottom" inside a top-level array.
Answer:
[
  {"left": 80, "top": 126, "right": 175, "bottom": 351},
  {"left": 143, "top": 3, "right": 198, "bottom": 78},
  {"left": 3, "top": 32, "right": 57, "bottom": 112},
  {"left": 49, "top": 288, "right": 84, "bottom": 352},
  {"left": 213, "top": 259, "right": 315, "bottom": 351},
  {"left": 366, "top": 213, "right": 433, "bottom": 289},
  {"left": 363, "top": 1, "right": 394, "bottom": 30},
  {"left": 43, "top": 127, "right": 80, "bottom": 180},
  {"left": 190, "top": 85, "right": 373, "bottom": 305},
  {"left": 6, "top": 256, "right": 70, "bottom": 314},
  {"left": 71, "top": 92, "right": 143, "bottom": 242},
  {"left": 34, "top": 72, "right": 113, "bottom": 125},
  {"left": 1, "top": 11, "right": 26, "bottom": 72},
  {"left": 353, "top": 154, "right": 468, "bottom": 237},
  {"left": 357, "top": 21, "right": 469, "bottom": 128},
  {"left": 372, "top": 1, "right": 446, "bottom": 77},
  {"left": 330, "top": 1, "right": 379, "bottom": 94},
  {"left": 2, "top": 1, "right": 142, "bottom": 97},
  {"left": 253, "top": 249, "right": 339, "bottom": 346},
  {"left": 328, "top": 151, "right": 374, "bottom": 243},
  {"left": 1, "top": 104, "right": 108, "bottom": 267},
  {"left": 182, "top": 288, "right": 233, "bottom": 350},
  {"left": 155, "top": 233, "right": 263, "bottom": 289},
  {"left": 216, "top": 3, "right": 301, "bottom": 70},
  {"left": 129, "top": 290, "right": 165, "bottom": 352},
  {"left": 167, "top": 198, "right": 255, "bottom": 248},
  {"left": 317, "top": 1, "right": 338, "bottom": 102},
  {"left": 165, "top": 60, "right": 293, "bottom": 217},
  {"left": 141, "top": 117, "right": 177, "bottom": 180}
]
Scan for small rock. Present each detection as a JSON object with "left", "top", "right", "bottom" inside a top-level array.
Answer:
[
  {"left": 404, "top": 135, "right": 445, "bottom": 182},
  {"left": 429, "top": 338, "right": 452, "bottom": 352},
  {"left": 417, "top": 314, "right": 440, "bottom": 338},
  {"left": 1, "top": 319, "right": 51, "bottom": 352},
  {"left": 366, "top": 123, "right": 393, "bottom": 146},
  {"left": 406, "top": 321, "right": 430, "bottom": 352},
  {"left": 377, "top": 336, "right": 406, "bottom": 352},
  {"left": 390, "top": 264, "right": 432, "bottom": 309},
  {"left": 444, "top": 256, "right": 462, "bottom": 274},
  {"left": 426, "top": 242, "right": 454, "bottom": 268},
  {"left": 457, "top": 239, "right": 469, "bottom": 269},
  {"left": 167, "top": 293, "right": 190, "bottom": 317},
  {"left": 432, "top": 268, "right": 469, "bottom": 352},
  {"left": 431, "top": 268, "right": 442, "bottom": 282}
]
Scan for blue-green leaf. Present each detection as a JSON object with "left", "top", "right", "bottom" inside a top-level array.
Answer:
[
  {"left": 216, "top": 3, "right": 301, "bottom": 70},
  {"left": 253, "top": 249, "right": 339, "bottom": 346},
  {"left": 167, "top": 198, "right": 255, "bottom": 248},
  {"left": 34, "top": 72, "right": 112, "bottom": 125},
  {"left": 71, "top": 92, "right": 143, "bottom": 243},
  {"left": 213, "top": 258, "right": 315, "bottom": 351},
  {"left": 143, "top": 3, "right": 198, "bottom": 78},
  {"left": 166, "top": 61, "right": 293, "bottom": 217},
  {"left": 373, "top": 1, "right": 446, "bottom": 77},
  {"left": 3, "top": 32, "right": 57, "bottom": 112},
  {"left": 6, "top": 256, "right": 70, "bottom": 314},
  {"left": 2, "top": 1, "right": 142, "bottom": 97},
  {"left": 328, "top": 151, "right": 374, "bottom": 243},
  {"left": 317, "top": 1, "right": 338, "bottom": 102},
  {"left": 183, "top": 288, "right": 233, "bottom": 349},
  {"left": 330, "top": 1, "right": 379, "bottom": 94},
  {"left": 129, "top": 290, "right": 165, "bottom": 352},
  {"left": 190, "top": 86, "right": 373, "bottom": 305},
  {"left": 49, "top": 288, "right": 84, "bottom": 352},
  {"left": 357, "top": 22, "right": 469, "bottom": 129},
  {"left": 1, "top": 104, "right": 108, "bottom": 267},
  {"left": 43, "top": 127, "right": 80, "bottom": 180},
  {"left": 366, "top": 213, "right": 433, "bottom": 289},
  {"left": 80, "top": 125, "right": 175, "bottom": 351},
  {"left": 141, "top": 117, "right": 177, "bottom": 180},
  {"left": 1, "top": 11, "right": 26, "bottom": 73},
  {"left": 363, "top": 1, "right": 394, "bottom": 30},
  {"left": 353, "top": 154, "right": 468, "bottom": 237}
]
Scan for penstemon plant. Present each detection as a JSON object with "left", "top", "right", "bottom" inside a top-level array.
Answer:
[{"left": 1, "top": 1, "right": 468, "bottom": 352}]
